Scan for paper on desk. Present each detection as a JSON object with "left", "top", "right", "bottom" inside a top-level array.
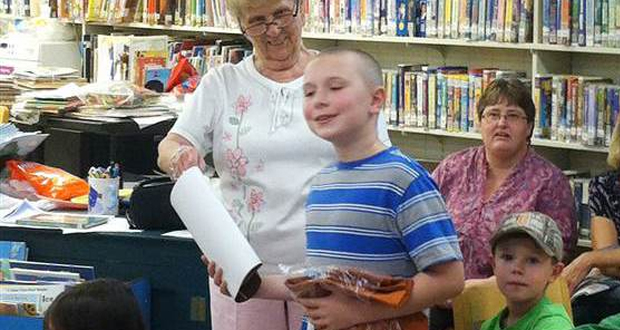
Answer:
[
  {"left": 1, "top": 199, "right": 44, "bottom": 222},
  {"left": 132, "top": 114, "right": 176, "bottom": 129},
  {"left": 171, "top": 167, "right": 262, "bottom": 302}
]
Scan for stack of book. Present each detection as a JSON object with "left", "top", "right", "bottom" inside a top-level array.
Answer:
[
  {"left": 0, "top": 77, "right": 23, "bottom": 109},
  {"left": 12, "top": 67, "right": 86, "bottom": 90}
]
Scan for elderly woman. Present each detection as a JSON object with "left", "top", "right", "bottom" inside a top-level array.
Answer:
[
  {"left": 157, "top": 1, "right": 388, "bottom": 329},
  {"left": 563, "top": 117, "right": 620, "bottom": 326}
]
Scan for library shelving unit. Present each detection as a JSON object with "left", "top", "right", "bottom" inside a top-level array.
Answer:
[{"left": 2, "top": 0, "right": 618, "bottom": 174}]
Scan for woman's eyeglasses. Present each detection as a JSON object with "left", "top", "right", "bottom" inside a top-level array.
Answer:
[
  {"left": 482, "top": 111, "right": 528, "bottom": 124},
  {"left": 241, "top": 0, "right": 300, "bottom": 37}
]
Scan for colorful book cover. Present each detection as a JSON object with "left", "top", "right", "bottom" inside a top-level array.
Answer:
[
  {"left": 0, "top": 241, "right": 28, "bottom": 261},
  {"left": 144, "top": 67, "right": 171, "bottom": 92},
  {"left": 396, "top": 0, "right": 410, "bottom": 36}
]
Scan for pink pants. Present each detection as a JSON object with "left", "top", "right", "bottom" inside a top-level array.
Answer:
[{"left": 209, "top": 280, "right": 303, "bottom": 330}]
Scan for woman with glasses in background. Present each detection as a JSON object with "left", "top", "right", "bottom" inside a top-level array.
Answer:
[
  {"left": 429, "top": 78, "right": 577, "bottom": 330},
  {"left": 157, "top": 1, "right": 388, "bottom": 330}
]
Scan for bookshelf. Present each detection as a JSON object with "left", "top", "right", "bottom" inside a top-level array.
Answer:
[{"left": 2, "top": 0, "right": 618, "bottom": 175}]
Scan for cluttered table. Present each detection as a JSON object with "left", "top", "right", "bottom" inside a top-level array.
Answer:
[
  {"left": 0, "top": 224, "right": 210, "bottom": 330},
  {"left": 17, "top": 113, "right": 176, "bottom": 178}
]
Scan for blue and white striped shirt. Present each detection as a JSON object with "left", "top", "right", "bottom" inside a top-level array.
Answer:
[{"left": 305, "top": 146, "right": 462, "bottom": 278}]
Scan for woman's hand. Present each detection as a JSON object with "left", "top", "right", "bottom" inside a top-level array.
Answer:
[
  {"left": 296, "top": 288, "right": 367, "bottom": 330},
  {"left": 170, "top": 145, "right": 206, "bottom": 180},
  {"left": 200, "top": 255, "right": 230, "bottom": 296},
  {"left": 562, "top": 252, "right": 593, "bottom": 293}
]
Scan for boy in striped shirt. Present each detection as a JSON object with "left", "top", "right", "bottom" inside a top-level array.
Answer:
[{"left": 207, "top": 48, "right": 464, "bottom": 330}]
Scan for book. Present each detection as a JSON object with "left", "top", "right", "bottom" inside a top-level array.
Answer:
[
  {"left": 16, "top": 213, "right": 110, "bottom": 230},
  {"left": 0, "top": 242, "right": 28, "bottom": 261},
  {"left": 0, "top": 283, "right": 68, "bottom": 314},
  {"left": 3, "top": 260, "right": 95, "bottom": 281}
]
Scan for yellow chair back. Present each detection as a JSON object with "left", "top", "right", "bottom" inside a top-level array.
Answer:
[{"left": 452, "top": 277, "right": 572, "bottom": 330}]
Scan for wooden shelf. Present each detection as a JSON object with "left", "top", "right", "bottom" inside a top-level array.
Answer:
[
  {"left": 388, "top": 126, "right": 610, "bottom": 153},
  {"left": 531, "top": 43, "right": 620, "bottom": 56},
  {"left": 4, "top": 17, "right": 620, "bottom": 56}
]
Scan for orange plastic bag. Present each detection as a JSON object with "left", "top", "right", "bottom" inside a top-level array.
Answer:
[{"left": 6, "top": 160, "right": 89, "bottom": 200}]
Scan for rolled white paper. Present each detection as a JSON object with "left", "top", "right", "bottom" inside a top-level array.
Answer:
[{"left": 171, "top": 167, "right": 262, "bottom": 301}]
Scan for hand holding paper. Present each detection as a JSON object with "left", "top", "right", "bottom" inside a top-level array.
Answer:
[{"left": 170, "top": 167, "right": 262, "bottom": 302}]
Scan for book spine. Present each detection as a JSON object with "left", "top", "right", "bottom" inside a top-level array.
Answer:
[
  {"left": 427, "top": 0, "right": 437, "bottom": 37},
  {"left": 428, "top": 72, "right": 437, "bottom": 129},
  {"left": 437, "top": 0, "right": 445, "bottom": 37},
  {"left": 418, "top": 0, "right": 428, "bottom": 36},
  {"left": 594, "top": 0, "right": 602, "bottom": 45}
]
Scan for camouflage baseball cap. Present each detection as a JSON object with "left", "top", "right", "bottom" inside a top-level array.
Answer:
[{"left": 490, "top": 212, "right": 564, "bottom": 261}]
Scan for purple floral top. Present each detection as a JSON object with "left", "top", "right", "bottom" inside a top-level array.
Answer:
[{"left": 432, "top": 146, "right": 577, "bottom": 279}]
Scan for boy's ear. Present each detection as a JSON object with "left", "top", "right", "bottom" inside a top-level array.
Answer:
[
  {"left": 549, "top": 262, "right": 565, "bottom": 283},
  {"left": 370, "top": 87, "right": 386, "bottom": 114}
]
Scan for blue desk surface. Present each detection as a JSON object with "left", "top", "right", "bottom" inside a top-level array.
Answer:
[{"left": 0, "top": 227, "right": 209, "bottom": 330}]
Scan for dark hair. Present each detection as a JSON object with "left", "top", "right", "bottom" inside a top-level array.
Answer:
[
  {"left": 317, "top": 47, "right": 384, "bottom": 88},
  {"left": 44, "top": 278, "right": 145, "bottom": 330},
  {"left": 477, "top": 78, "right": 536, "bottom": 140}
]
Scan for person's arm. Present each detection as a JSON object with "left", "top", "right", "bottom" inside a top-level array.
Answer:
[
  {"left": 157, "top": 133, "right": 205, "bottom": 178},
  {"left": 298, "top": 260, "right": 464, "bottom": 330},
  {"left": 562, "top": 216, "right": 620, "bottom": 292},
  {"left": 589, "top": 216, "right": 620, "bottom": 278}
]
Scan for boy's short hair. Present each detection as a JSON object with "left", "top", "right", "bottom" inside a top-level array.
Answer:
[
  {"left": 317, "top": 48, "right": 383, "bottom": 88},
  {"left": 490, "top": 212, "right": 564, "bottom": 261}
]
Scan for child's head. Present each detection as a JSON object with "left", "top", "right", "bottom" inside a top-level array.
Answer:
[
  {"left": 303, "top": 48, "right": 385, "bottom": 146},
  {"left": 44, "top": 278, "right": 145, "bottom": 330},
  {"left": 489, "top": 212, "right": 564, "bottom": 306}
]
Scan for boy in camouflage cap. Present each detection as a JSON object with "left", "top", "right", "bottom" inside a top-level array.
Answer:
[{"left": 480, "top": 212, "right": 574, "bottom": 330}]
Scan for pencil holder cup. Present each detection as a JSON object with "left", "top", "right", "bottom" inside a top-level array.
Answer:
[{"left": 88, "top": 177, "right": 120, "bottom": 215}]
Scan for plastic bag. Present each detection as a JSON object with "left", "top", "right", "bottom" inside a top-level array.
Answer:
[
  {"left": 171, "top": 75, "right": 200, "bottom": 96},
  {"left": 283, "top": 266, "right": 426, "bottom": 330},
  {"left": 6, "top": 160, "right": 89, "bottom": 200},
  {"left": 77, "top": 81, "right": 159, "bottom": 108},
  {"left": 166, "top": 54, "right": 198, "bottom": 93}
]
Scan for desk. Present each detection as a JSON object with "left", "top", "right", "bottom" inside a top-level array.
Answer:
[
  {"left": 18, "top": 114, "right": 175, "bottom": 177},
  {"left": 0, "top": 227, "right": 210, "bottom": 330}
]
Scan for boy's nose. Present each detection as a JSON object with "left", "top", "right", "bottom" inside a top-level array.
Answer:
[
  {"left": 510, "top": 261, "right": 525, "bottom": 274},
  {"left": 313, "top": 91, "right": 328, "bottom": 108}
]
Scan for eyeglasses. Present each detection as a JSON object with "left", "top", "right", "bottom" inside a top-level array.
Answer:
[
  {"left": 241, "top": 0, "right": 300, "bottom": 37},
  {"left": 482, "top": 111, "right": 528, "bottom": 124}
]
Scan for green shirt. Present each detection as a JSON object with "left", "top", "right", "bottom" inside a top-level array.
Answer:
[
  {"left": 573, "top": 313, "right": 620, "bottom": 330},
  {"left": 480, "top": 297, "right": 573, "bottom": 330}
]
